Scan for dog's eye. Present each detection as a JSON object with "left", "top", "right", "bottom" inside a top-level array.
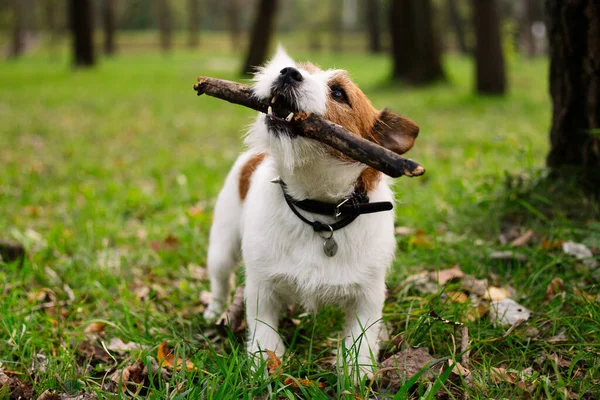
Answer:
[{"left": 329, "top": 86, "right": 350, "bottom": 106}]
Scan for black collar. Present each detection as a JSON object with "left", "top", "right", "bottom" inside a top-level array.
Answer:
[{"left": 278, "top": 180, "right": 393, "bottom": 232}]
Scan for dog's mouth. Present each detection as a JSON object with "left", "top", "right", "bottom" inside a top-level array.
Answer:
[{"left": 264, "top": 90, "right": 301, "bottom": 137}]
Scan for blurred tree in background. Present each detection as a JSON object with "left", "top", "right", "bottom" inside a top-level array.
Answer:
[
  {"left": 188, "top": 0, "right": 200, "bottom": 49},
  {"left": 156, "top": 0, "right": 173, "bottom": 53},
  {"left": 365, "top": 0, "right": 381, "bottom": 53},
  {"left": 472, "top": 0, "right": 506, "bottom": 94},
  {"left": 546, "top": 0, "right": 600, "bottom": 190},
  {"left": 241, "top": 0, "right": 278, "bottom": 75},
  {"left": 103, "top": 0, "right": 117, "bottom": 55},
  {"left": 70, "top": 0, "right": 95, "bottom": 66}
]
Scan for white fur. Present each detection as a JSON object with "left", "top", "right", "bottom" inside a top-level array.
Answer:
[{"left": 204, "top": 48, "right": 397, "bottom": 380}]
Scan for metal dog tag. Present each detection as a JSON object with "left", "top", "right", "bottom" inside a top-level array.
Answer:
[{"left": 323, "top": 237, "right": 338, "bottom": 257}]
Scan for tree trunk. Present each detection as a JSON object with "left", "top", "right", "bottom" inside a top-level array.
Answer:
[
  {"left": 227, "top": 0, "right": 241, "bottom": 50},
  {"left": 390, "top": 0, "right": 445, "bottom": 84},
  {"left": 520, "top": 0, "right": 537, "bottom": 57},
  {"left": 330, "top": 0, "right": 343, "bottom": 53},
  {"left": 546, "top": 0, "right": 600, "bottom": 188},
  {"left": 241, "top": 0, "right": 278, "bottom": 75},
  {"left": 472, "top": 0, "right": 506, "bottom": 94},
  {"left": 9, "top": 0, "right": 25, "bottom": 58},
  {"left": 366, "top": 0, "right": 381, "bottom": 53},
  {"left": 188, "top": 0, "right": 200, "bottom": 49},
  {"left": 307, "top": 0, "right": 322, "bottom": 51},
  {"left": 70, "top": 0, "right": 96, "bottom": 67},
  {"left": 103, "top": 0, "right": 117, "bottom": 55},
  {"left": 156, "top": 0, "right": 173, "bottom": 53},
  {"left": 448, "top": 0, "right": 469, "bottom": 54}
]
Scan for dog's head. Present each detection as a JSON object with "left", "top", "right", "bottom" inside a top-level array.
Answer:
[{"left": 247, "top": 47, "right": 419, "bottom": 174}]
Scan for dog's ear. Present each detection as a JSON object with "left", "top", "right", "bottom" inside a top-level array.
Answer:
[{"left": 372, "top": 108, "right": 420, "bottom": 155}]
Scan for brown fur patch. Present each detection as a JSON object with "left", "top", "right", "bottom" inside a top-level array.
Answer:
[
  {"left": 239, "top": 153, "right": 266, "bottom": 201},
  {"left": 356, "top": 167, "right": 382, "bottom": 194},
  {"left": 298, "top": 62, "right": 321, "bottom": 74}
]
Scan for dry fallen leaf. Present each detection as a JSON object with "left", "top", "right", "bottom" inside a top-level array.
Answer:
[
  {"left": 448, "top": 359, "right": 471, "bottom": 377},
  {"left": 489, "top": 299, "right": 531, "bottom": 326},
  {"left": 395, "top": 226, "right": 416, "bottom": 236},
  {"left": 430, "top": 265, "right": 465, "bottom": 285},
  {"left": 546, "top": 330, "right": 568, "bottom": 343},
  {"left": 106, "top": 338, "right": 142, "bottom": 352},
  {"left": 381, "top": 347, "right": 440, "bottom": 390},
  {"left": 489, "top": 251, "right": 527, "bottom": 262},
  {"left": 446, "top": 291, "right": 468, "bottom": 303},
  {"left": 510, "top": 230, "right": 535, "bottom": 247},
  {"left": 157, "top": 342, "right": 195, "bottom": 371},
  {"left": 412, "top": 230, "right": 433, "bottom": 248},
  {"left": 545, "top": 277, "right": 565, "bottom": 300},
  {"left": 110, "top": 362, "right": 145, "bottom": 392},
  {"left": 562, "top": 241, "right": 598, "bottom": 268},
  {"left": 84, "top": 322, "right": 106, "bottom": 334},
  {"left": 461, "top": 277, "right": 489, "bottom": 297},
  {"left": 490, "top": 367, "right": 517, "bottom": 384},
  {"left": 266, "top": 349, "right": 282, "bottom": 376},
  {"left": 541, "top": 239, "right": 564, "bottom": 250},
  {"left": 485, "top": 286, "right": 512, "bottom": 301},
  {"left": 284, "top": 377, "right": 326, "bottom": 389},
  {"left": 464, "top": 303, "right": 489, "bottom": 322},
  {"left": 189, "top": 264, "right": 208, "bottom": 280},
  {"left": 151, "top": 234, "right": 180, "bottom": 252},
  {"left": 199, "top": 291, "right": 213, "bottom": 306}
]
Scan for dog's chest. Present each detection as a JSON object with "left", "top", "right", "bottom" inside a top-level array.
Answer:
[{"left": 240, "top": 163, "right": 396, "bottom": 304}]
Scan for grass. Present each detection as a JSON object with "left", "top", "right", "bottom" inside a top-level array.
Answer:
[{"left": 1, "top": 35, "right": 599, "bottom": 398}]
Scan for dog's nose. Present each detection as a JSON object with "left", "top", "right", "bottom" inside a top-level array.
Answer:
[{"left": 279, "top": 67, "right": 303, "bottom": 84}]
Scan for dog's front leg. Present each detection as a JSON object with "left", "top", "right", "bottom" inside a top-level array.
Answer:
[
  {"left": 245, "top": 279, "right": 285, "bottom": 360},
  {"left": 339, "top": 288, "right": 385, "bottom": 380}
]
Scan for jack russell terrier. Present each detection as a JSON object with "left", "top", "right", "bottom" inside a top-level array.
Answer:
[{"left": 203, "top": 48, "right": 420, "bottom": 379}]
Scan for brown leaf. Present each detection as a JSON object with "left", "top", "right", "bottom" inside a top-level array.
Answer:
[
  {"left": 464, "top": 303, "right": 489, "bottom": 322},
  {"left": 545, "top": 278, "right": 564, "bottom": 300},
  {"left": 77, "top": 340, "right": 112, "bottom": 363},
  {"left": 541, "top": 239, "right": 564, "bottom": 250},
  {"left": 216, "top": 286, "right": 246, "bottom": 333},
  {"left": 381, "top": 348, "right": 440, "bottom": 390},
  {"left": 84, "top": 322, "right": 106, "bottom": 334},
  {"left": 510, "top": 230, "right": 535, "bottom": 247},
  {"left": 151, "top": 234, "right": 180, "bottom": 252},
  {"left": 284, "top": 377, "right": 326, "bottom": 389},
  {"left": 412, "top": 230, "right": 433, "bottom": 248},
  {"left": 448, "top": 360, "right": 471, "bottom": 377},
  {"left": 430, "top": 265, "right": 465, "bottom": 285},
  {"left": 490, "top": 367, "right": 517, "bottom": 384},
  {"left": 157, "top": 342, "right": 195, "bottom": 371},
  {"left": 266, "top": 350, "right": 282, "bottom": 376},
  {"left": 485, "top": 286, "right": 512, "bottom": 301},
  {"left": 0, "top": 371, "right": 33, "bottom": 400},
  {"left": 446, "top": 291, "right": 468, "bottom": 303},
  {"left": 37, "top": 389, "right": 61, "bottom": 400},
  {"left": 549, "top": 353, "right": 571, "bottom": 368},
  {"left": 110, "top": 362, "right": 145, "bottom": 393},
  {"left": 547, "top": 331, "right": 568, "bottom": 343},
  {"left": 461, "top": 277, "right": 489, "bottom": 297}
]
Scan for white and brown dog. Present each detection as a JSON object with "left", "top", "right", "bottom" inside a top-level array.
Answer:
[{"left": 204, "top": 48, "right": 419, "bottom": 379}]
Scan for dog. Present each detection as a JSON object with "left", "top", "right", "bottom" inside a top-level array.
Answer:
[{"left": 203, "top": 47, "right": 420, "bottom": 379}]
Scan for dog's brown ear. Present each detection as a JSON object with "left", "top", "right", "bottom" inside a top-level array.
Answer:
[{"left": 372, "top": 109, "right": 420, "bottom": 155}]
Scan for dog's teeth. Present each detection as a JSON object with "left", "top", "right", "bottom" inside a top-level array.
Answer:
[
  {"left": 271, "top": 96, "right": 277, "bottom": 104},
  {"left": 285, "top": 112, "right": 294, "bottom": 122},
  {"left": 270, "top": 176, "right": 282, "bottom": 184},
  {"left": 267, "top": 106, "right": 273, "bottom": 115}
]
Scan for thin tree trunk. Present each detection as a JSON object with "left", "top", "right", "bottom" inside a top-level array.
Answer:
[
  {"left": 70, "top": 0, "right": 95, "bottom": 67},
  {"left": 103, "top": 0, "right": 117, "bottom": 55},
  {"left": 390, "top": 0, "right": 445, "bottom": 84},
  {"left": 521, "top": 0, "right": 536, "bottom": 57},
  {"left": 472, "top": 0, "right": 506, "bottom": 94},
  {"left": 330, "top": 0, "right": 343, "bottom": 53},
  {"left": 546, "top": 0, "right": 600, "bottom": 188},
  {"left": 188, "top": 0, "right": 200, "bottom": 49},
  {"left": 156, "top": 0, "right": 173, "bottom": 53},
  {"left": 227, "top": 0, "right": 241, "bottom": 50},
  {"left": 9, "top": 0, "right": 25, "bottom": 58},
  {"left": 366, "top": 0, "right": 381, "bottom": 53},
  {"left": 307, "top": 0, "right": 322, "bottom": 51},
  {"left": 241, "top": 0, "right": 278, "bottom": 75},
  {"left": 448, "top": 0, "right": 469, "bottom": 54}
]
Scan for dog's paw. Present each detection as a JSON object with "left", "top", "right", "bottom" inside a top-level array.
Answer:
[{"left": 203, "top": 302, "right": 224, "bottom": 322}]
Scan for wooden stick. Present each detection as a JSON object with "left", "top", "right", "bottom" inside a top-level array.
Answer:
[{"left": 193, "top": 77, "right": 425, "bottom": 178}]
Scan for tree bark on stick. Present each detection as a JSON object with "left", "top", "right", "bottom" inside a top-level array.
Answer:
[
  {"left": 188, "top": 0, "right": 200, "bottom": 49},
  {"left": 546, "top": 0, "right": 600, "bottom": 189},
  {"left": 103, "top": 0, "right": 117, "bottom": 55},
  {"left": 390, "top": 0, "right": 445, "bottom": 84},
  {"left": 366, "top": 0, "right": 382, "bottom": 53},
  {"left": 70, "top": 0, "right": 96, "bottom": 67},
  {"left": 241, "top": 0, "right": 279, "bottom": 75},
  {"left": 472, "top": 0, "right": 506, "bottom": 94},
  {"left": 193, "top": 76, "right": 425, "bottom": 178}
]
